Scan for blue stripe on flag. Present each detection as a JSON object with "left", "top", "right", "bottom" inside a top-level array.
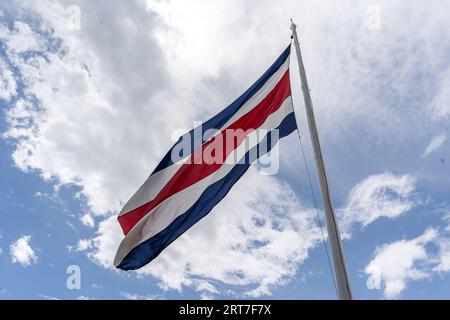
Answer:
[
  {"left": 117, "top": 112, "right": 297, "bottom": 270},
  {"left": 152, "top": 45, "right": 291, "bottom": 174}
]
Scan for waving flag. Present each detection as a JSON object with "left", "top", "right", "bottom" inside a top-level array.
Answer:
[{"left": 114, "top": 45, "right": 297, "bottom": 270}]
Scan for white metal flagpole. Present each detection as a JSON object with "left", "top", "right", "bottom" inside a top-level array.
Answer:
[{"left": 290, "top": 19, "right": 353, "bottom": 300}]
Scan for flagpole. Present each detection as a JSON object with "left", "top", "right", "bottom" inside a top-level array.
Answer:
[{"left": 290, "top": 20, "right": 353, "bottom": 300}]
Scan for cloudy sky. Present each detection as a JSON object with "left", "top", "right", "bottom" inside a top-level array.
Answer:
[{"left": 0, "top": 0, "right": 449, "bottom": 300}]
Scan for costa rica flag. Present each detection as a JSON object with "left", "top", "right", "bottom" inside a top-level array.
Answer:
[{"left": 114, "top": 45, "right": 297, "bottom": 270}]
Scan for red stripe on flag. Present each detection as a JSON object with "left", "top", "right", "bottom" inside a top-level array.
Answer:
[{"left": 118, "top": 70, "right": 291, "bottom": 235}]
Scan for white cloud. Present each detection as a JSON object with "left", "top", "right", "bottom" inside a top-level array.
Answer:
[
  {"left": 434, "top": 215, "right": 450, "bottom": 272},
  {"left": 430, "top": 70, "right": 450, "bottom": 120},
  {"left": 434, "top": 237, "right": 450, "bottom": 273},
  {"left": 77, "top": 239, "right": 93, "bottom": 251},
  {"left": 10, "top": 235, "right": 38, "bottom": 266},
  {"left": 0, "top": 20, "right": 42, "bottom": 53},
  {"left": 119, "top": 291, "right": 162, "bottom": 300},
  {"left": 37, "top": 294, "right": 59, "bottom": 300},
  {"left": 80, "top": 214, "right": 95, "bottom": 228},
  {"left": 76, "top": 239, "right": 93, "bottom": 251},
  {"left": 365, "top": 228, "right": 437, "bottom": 299},
  {"left": 364, "top": 210, "right": 450, "bottom": 298},
  {"left": 67, "top": 239, "right": 93, "bottom": 252},
  {"left": 88, "top": 214, "right": 123, "bottom": 268},
  {"left": 421, "top": 134, "right": 446, "bottom": 158},
  {"left": 2, "top": 0, "right": 178, "bottom": 215},
  {"left": 200, "top": 292, "right": 215, "bottom": 300},
  {"left": 339, "top": 172, "right": 418, "bottom": 238},
  {"left": 0, "top": 58, "right": 17, "bottom": 102},
  {"left": 88, "top": 168, "right": 322, "bottom": 297}
]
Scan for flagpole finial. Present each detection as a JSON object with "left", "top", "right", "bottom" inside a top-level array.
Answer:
[
  {"left": 290, "top": 19, "right": 296, "bottom": 39},
  {"left": 290, "top": 18, "right": 296, "bottom": 31}
]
